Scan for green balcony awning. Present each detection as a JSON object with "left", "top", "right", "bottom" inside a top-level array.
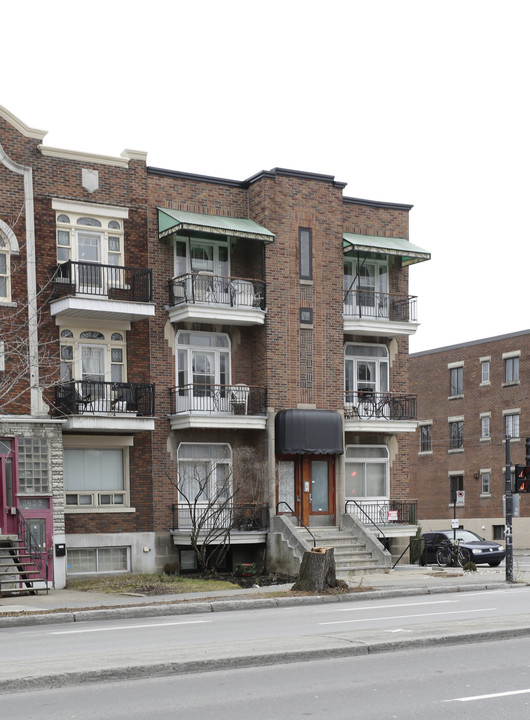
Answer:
[
  {"left": 343, "top": 233, "right": 430, "bottom": 266},
  {"left": 158, "top": 208, "right": 275, "bottom": 242}
]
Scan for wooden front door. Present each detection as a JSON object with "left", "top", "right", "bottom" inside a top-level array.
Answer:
[{"left": 277, "top": 455, "right": 335, "bottom": 527}]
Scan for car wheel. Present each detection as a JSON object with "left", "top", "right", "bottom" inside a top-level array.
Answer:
[{"left": 488, "top": 561, "right": 501, "bottom": 567}]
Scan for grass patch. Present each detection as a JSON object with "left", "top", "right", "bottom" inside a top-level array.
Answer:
[{"left": 66, "top": 574, "right": 238, "bottom": 596}]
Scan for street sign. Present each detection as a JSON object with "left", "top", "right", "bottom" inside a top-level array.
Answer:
[
  {"left": 456, "top": 490, "right": 465, "bottom": 506},
  {"left": 387, "top": 510, "right": 398, "bottom": 521}
]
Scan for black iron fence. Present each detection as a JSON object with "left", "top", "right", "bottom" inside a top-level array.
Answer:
[
  {"left": 169, "top": 273, "right": 265, "bottom": 310},
  {"left": 345, "top": 499, "right": 417, "bottom": 525},
  {"left": 16, "top": 510, "right": 49, "bottom": 589},
  {"left": 55, "top": 380, "right": 155, "bottom": 416},
  {"left": 171, "top": 503, "right": 269, "bottom": 531},
  {"left": 343, "top": 289, "right": 417, "bottom": 323},
  {"left": 170, "top": 383, "right": 267, "bottom": 416},
  {"left": 344, "top": 390, "right": 417, "bottom": 421},
  {"left": 52, "top": 261, "right": 153, "bottom": 302}
]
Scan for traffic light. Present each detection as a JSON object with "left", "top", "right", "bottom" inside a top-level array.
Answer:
[{"left": 514, "top": 465, "right": 530, "bottom": 493}]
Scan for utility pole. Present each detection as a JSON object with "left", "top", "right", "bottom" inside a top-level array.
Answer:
[{"left": 505, "top": 437, "right": 513, "bottom": 582}]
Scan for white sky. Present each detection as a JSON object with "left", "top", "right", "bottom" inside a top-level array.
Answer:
[{"left": 3, "top": 0, "right": 529, "bottom": 353}]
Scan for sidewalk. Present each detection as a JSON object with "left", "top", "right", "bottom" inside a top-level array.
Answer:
[{"left": 1, "top": 562, "right": 526, "bottom": 625}]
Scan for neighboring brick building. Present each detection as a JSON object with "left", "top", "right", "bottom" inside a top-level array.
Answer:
[
  {"left": 1, "top": 106, "right": 429, "bottom": 588},
  {"left": 410, "top": 330, "right": 530, "bottom": 547}
]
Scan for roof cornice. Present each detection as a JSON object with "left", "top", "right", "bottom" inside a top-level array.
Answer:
[
  {"left": 344, "top": 195, "right": 413, "bottom": 211},
  {"left": 0, "top": 105, "right": 47, "bottom": 141}
]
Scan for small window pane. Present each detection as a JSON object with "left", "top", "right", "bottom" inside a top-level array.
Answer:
[
  {"left": 57, "top": 230, "right": 70, "bottom": 246},
  {"left": 108, "top": 221, "right": 121, "bottom": 230},
  {"left": 77, "top": 217, "right": 102, "bottom": 227},
  {"left": 57, "top": 214, "right": 70, "bottom": 223},
  {"left": 109, "top": 237, "right": 120, "bottom": 251}
]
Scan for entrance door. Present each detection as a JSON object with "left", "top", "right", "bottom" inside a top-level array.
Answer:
[{"left": 277, "top": 455, "right": 335, "bottom": 527}]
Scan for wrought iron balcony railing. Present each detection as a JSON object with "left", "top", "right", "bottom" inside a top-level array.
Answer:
[
  {"left": 171, "top": 503, "right": 270, "bottom": 531},
  {"left": 345, "top": 499, "right": 417, "bottom": 526},
  {"left": 55, "top": 380, "right": 155, "bottom": 417},
  {"left": 344, "top": 390, "right": 417, "bottom": 421},
  {"left": 170, "top": 383, "right": 267, "bottom": 416},
  {"left": 343, "top": 289, "right": 417, "bottom": 322},
  {"left": 168, "top": 273, "right": 265, "bottom": 310},
  {"left": 52, "top": 261, "right": 153, "bottom": 302}
]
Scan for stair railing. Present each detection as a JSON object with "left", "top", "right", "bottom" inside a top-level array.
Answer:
[
  {"left": 344, "top": 500, "right": 387, "bottom": 542},
  {"left": 16, "top": 510, "right": 50, "bottom": 593},
  {"left": 275, "top": 502, "right": 317, "bottom": 547}
]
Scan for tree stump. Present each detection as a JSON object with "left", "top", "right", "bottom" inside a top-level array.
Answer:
[{"left": 292, "top": 546, "right": 338, "bottom": 592}]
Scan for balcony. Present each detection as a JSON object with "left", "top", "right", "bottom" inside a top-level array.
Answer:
[
  {"left": 54, "top": 380, "right": 155, "bottom": 432},
  {"left": 343, "top": 289, "right": 419, "bottom": 337},
  {"left": 169, "top": 383, "right": 267, "bottom": 430},
  {"left": 50, "top": 261, "right": 155, "bottom": 323},
  {"left": 167, "top": 273, "right": 266, "bottom": 326},
  {"left": 171, "top": 502, "right": 269, "bottom": 546},
  {"left": 344, "top": 390, "right": 418, "bottom": 433}
]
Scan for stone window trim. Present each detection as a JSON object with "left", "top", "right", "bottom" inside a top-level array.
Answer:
[{"left": 418, "top": 421, "right": 433, "bottom": 455}]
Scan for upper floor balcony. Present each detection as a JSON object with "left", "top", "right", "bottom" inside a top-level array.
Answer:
[
  {"left": 168, "top": 383, "right": 267, "bottom": 430},
  {"left": 343, "top": 288, "right": 419, "bottom": 337},
  {"left": 168, "top": 273, "right": 266, "bottom": 326},
  {"left": 50, "top": 261, "right": 155, "bottom": 323},
  {"left": 344, "top": 389, "right": 418, "bottom": 433},
  {"left": 54, "top": 380, "right": 155, "bottom": 432}
]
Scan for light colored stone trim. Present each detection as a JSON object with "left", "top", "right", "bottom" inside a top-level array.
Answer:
[
  {"left": 40, "top": 145, "right": 130, "bottom": 167},
  {"left": 51, "top": 198, "right": 129, "bottom": 218},
  {"left": 0, "top": 105, "right": 47, "bottom": 140}
]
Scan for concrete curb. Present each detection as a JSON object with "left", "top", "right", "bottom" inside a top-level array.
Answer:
[{"left": 0, "top": 581, "right": 511, "bottom": 629}]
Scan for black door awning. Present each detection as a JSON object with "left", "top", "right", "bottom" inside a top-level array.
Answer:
[{"left": 275, "top": 409, "right": 343, "bottom": 455}]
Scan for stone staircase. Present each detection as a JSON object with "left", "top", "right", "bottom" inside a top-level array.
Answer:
[
  {"left": 0, "top": 537, "right": 50, "bottom": 597},
  {"left": 294, "top": 524, "right": 391, "bottom": 579}
]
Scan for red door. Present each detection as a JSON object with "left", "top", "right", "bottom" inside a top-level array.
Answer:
[{"left": 0, "top": 437, "right": 19, "bottom": 535}]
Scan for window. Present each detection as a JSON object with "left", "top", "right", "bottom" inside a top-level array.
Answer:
[
  {"left": 64, "top": 444, "right": 129, "bottom": 508},
  {"left": 480, "top": 360, "right": 490, "bottom": 384},
  {"left": 504, "top": 355, "right": 520, "bottom": 384},
  {"left": 299, "top": 228, "right": 312, "bottom": 280},
  {"left": 505, "top": 412, "right": 520, "bottom": 439},
  {"left": 0, "top": 340, "right": 4, "bottom": 372},
  {"left": 18, "top": 437, "right": 49, "bottom": 494},
  {"left": 55, "top": 212, "right": 125, "bottom": 268},
  {"left": 67, "top": 547, "right": 129, "bottom": 574},
  {"left": 449, "top": 475, "right": 464, "bottom": 504},
  {"left": 174, "top": 235, "right": 230, "bottom": 278},
  {"left": 0, "top": 437, "right": 17, "bottom": 507},
  {"left": 481, "top": 472, "right": 491, "bottom": 495},
  {"left": 480, "top": 415, "right": 491, "bottom": 440},
  {"left": 0, "top": 233, "right": 9, "bottom": 301},
  {"left": 176, "top": 331, "right": 231, "bottom": 411},
  {"left": 493, "top": 525, "right": 505, "bottom": 540},
  {"left": 449, "top": 366, "right": 463, "bottom": 396},
  {"left": 343, "top": 253, "right": 389, "bottom": 318},
  {"left": 344, "top": 344, "right": 389, "bottom": 410},
  {"left": 177, "top": 443, "right": 232, "bottom": 507},
  {"left": 60, "top": 328, "right": 126, "bottom": 384},
  {"left": 344, "top": 445, "right": 389, "bottom": 499},
  {"left": 449, "top": 420, "right": 464, "bottom": 450},
  {"left": 419, "top": 424, "right": 432, "bottom": 453}
]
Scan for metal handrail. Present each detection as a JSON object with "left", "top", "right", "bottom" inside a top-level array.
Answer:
[
  {"left": 345, "top": 499, "right": 386, "bottom": 541},
  {"left": 52, "top": 261, "right": 153, "bottom": 302},
  {"left": 343, "top": 288, "right": 417, "bottom": 323},
  {"left": 15, "top": 510, "right": 49, "bottom": 593},
  {"left": 168, "top": 272, "right": 265, "bottom": 310},
  {"left": 391, "top": 537, "right": 425, "bottom": 569},
  {"left": 276, "top": 501, "right": 317, "bottom": 548}
]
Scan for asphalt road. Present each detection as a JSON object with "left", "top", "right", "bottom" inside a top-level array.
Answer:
[
  {"left": 2, "top": 585, "right": 530, "bottom": 694},
  {"left": 4, "top": 636, "right": 530, "bottom": 719}
]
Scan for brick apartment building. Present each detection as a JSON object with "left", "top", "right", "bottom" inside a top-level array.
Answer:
[
  {"left": 1, "top": 105, "right": 429, "bottom": 590},
  {"left": 410, "top": 330, "right": 530, "bottom": 547}
]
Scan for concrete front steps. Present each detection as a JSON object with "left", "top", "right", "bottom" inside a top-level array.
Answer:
[{"left": 295, "top": 525, "right": 390, "bottom": 580}]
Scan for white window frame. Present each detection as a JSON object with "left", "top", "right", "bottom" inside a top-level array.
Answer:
[
  {"left": 503, "top": 352, "right": 520, "bottom": 385},
  {"left": 480, "top": 413, "right": 491, "bottom": 441},
  {"left": 60, "top": 328, "right": 127, "bottom": 384},
  {"left": 174, "top": 235, "right": 230, "bottom": 278},
  {"left": 67, "top": 546, "right": 130, "bottom": 575},
  {"left": 504, "top": 410, "right": 520, "bottom": 440},
  {"left": 344, "top": 343, "right": 389, "bottom": 407},
  {"left": 344, "top": 445, "right": 389, "bottom": 501},
  {"left": 63, "top": 435, "right": 133, "bottom": 511},
  {"left": 480, "top": 469, "right": 491, "bottom": 496},
  {"left": 0, "top": 234, "right": 10, "bottom": 302},
  {"left": 480, "top": 357, "right": 490, "bottom": 385},
  {"left": 343, "top": 254, "right": 389, "bottom": 317}
]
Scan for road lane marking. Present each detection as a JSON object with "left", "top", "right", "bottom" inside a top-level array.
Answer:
[
  {"left": 445, "top": 688, "right": 530, "bottom": 702},
  {"left": 50, "top": 620, "right": 212, "bottom": 634},
  {"left": 327, "top": 600, "right": 457, "bottom": 613},
  {"left": 318, "top": 607, "right": 494, "bottom": 625}
]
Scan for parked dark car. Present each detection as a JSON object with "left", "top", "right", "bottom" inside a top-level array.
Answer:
[{"left": 419, "top": 529, "right": 505, "bottom": 567}]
